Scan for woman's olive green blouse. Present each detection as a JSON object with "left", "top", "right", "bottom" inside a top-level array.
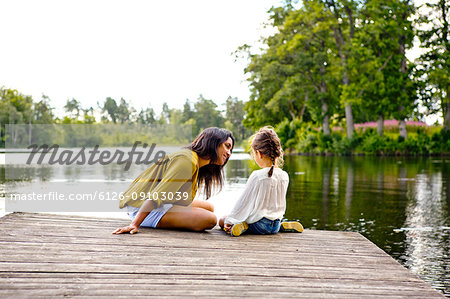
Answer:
[{"left": 119, "top": 149, "right": 199, "bottom": 209}]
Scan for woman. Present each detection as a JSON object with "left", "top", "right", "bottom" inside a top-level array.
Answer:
[{"left": 113, "top": 127, "right": 234, "bottom": 234}]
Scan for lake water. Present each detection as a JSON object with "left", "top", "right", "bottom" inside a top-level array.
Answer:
[
  {"left": 1, "top": 153, "right": 449, "bottom": 296},
  {"left": 226, "top": 155, "right": 450, "bottom": 297}
]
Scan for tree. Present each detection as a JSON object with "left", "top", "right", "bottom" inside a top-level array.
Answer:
[
  {"left": 162, "top": 102, "right": 171, "bottom": 123},
  {"left": 279, "top": 1, "right": 340, "bottom": 135},
  {"left": 0, "top": 87, "right": 34, "bottom": 145},
  {"left": 117, "top": 98, "right": 131, "bottom": 124},
  {"left": 241, "top": 4, "right": 321, "bottom": 131},
  {"left": 169, "top": 108, "right": 184, "bottom": 125},
  {"left": 64, "top": 98, "right": 81, "bottom": 119},
  {"left": 193, "top": 95, "right": 224, "bottom": 133},
  {"left": 102, "top": 97, "right": 119, "bottom": 123},
  {"left": 240, "top": 0, "right": 419, "bottom": 141},
  {"left": 82, "top": 107, "right": 96, "bottom": 124},
  {"left": 225, "top": 96, "right": 250, "bottom": 141},
  {"left": 416, "top": 0, "right": 450, "bottom": 130},
  {"left": 357, "top": 0, "right": 416, "bottom": 137},
  {"left": 324, "top": 0, "right": 359, "bottom": 138},
  {"left": 392, "top": 0, "right": 416, "bottom": 139},
  {"left": 137, "top": 107, "right": 156, "bottom": 125},
  {"left": 182, "top": 99, "right": 194, "bottom": 123},
  {"left": 34, "top": 94, "right": 54, "bottom": 124}
]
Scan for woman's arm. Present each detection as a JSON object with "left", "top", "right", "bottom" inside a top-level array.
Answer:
[{"left": 112, "top": 200, "right": 155, "bottom": 234}]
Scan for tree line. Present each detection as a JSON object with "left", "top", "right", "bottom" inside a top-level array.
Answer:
[
  {"left": 239, "top": 0, "right": 449, "bottom": 141},
  {"left": 0, "top": 88, "right": 250, "bottom": 147}
]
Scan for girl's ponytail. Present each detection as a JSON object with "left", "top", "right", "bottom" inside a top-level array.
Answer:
[{"left": 268, "top": 162, "right": 275, "bottom": 177}]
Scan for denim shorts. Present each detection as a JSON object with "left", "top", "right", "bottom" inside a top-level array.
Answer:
[
  {"left": 126, "top": 204, "right": 173, "bottom": 228},
  {"left": 248, "top": 217, "right": 281, "bottom": 235}
]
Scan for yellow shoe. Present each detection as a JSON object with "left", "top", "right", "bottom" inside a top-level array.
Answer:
[
  {"left": 231, "top": 222, "right": 249, "bottom": 237},
  {"left": 280, "top": 221, "right": 303, "bottom": 233}
]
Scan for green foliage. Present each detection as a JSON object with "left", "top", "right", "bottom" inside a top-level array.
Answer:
[
  {"left": 101, "top": 97, "right": 119, "bottom": 123},
  {"left": 0, "top": 88, "right": 55, "bottom": 147},
  {"left": 191, "top": 94, "right": 225, "bottom": 136},
  {"left": 225, "top": 97, "right": 252, "bottom": 144},
  {"left": 64, "top": 98, "right": 81, "bottom": 119},
  {"left": 242, "top": 1, "right": 337, "bottom": 132},
  {"left": 239, "top": 0, "right": 420, "bottom": 139},
  {"left": 360, "top": 134, "right": 393, "bottom": 155},
  {"left": 275, "top": 118, "right": 304, "bottom": 151},
  {"left": 358, "top": 0, "right": 416, "bottom": 128},
  {"left": 287, "top": 122, "right": 450, "bottom": 155},
  {"left": 0, "top": 86, "right": 243, "bottom": 147},
  {"left": 137, "top": 107, "right": 156, "bottom": 125},
  {"left": 429, "top": 129, "right": 450, "bottom": 154},
  {"left": 415, "top": 0, "right": 450, "bottom": 130},
  {"left": 333, "top": 136, "right": 358, "bottom": 155}
]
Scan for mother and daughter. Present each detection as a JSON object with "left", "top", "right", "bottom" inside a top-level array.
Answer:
[{"left": 113, "top": 126, "right": 303, "bottom": 236}]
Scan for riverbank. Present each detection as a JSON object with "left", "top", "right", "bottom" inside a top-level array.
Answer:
[{"left": 280, "top": 127, "right": 450, "bottom": 156}]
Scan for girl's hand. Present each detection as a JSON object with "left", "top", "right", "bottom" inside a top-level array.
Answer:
[
  {"left": 112, "top": 224, "right": 139, "bottom": 235},
  {"left": 224, "top": 223, "right": 232, "bottom": 234}
]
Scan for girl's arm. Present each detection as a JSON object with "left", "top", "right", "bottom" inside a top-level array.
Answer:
[{"left": 224, "top": 173, "right": 259, "bottom": 225}]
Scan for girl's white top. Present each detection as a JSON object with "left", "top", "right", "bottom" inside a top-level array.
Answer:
[{"left": 225, "top": 167, "right": 289, "bottom": 225}]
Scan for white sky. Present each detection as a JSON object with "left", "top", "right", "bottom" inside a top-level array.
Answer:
[
  {"left": 0, "top": 0, "right": 440, "bottom": 124},
  {"left": 0, "top": 0, "right": 280, "bottom": 116}
]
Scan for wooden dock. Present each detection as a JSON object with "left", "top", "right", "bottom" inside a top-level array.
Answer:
[{"left": 0, "top": 212, "right": 445, "bottom": 298}]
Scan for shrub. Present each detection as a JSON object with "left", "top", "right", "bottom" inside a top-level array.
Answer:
[
  {"left": 429, "top": 129, "right": 450, "bottom": 153},
  {"left": 281, "top": 120, "right": 448, "bottom": 155},
  {"left": 275, "top": 118, "right": 304, "bottom": 152},
  {"left": 360, "top": 135, "right": 395, "bottom": 155},
  {"left": 317, "top": 133, "right": 334, "bottom": 153},
  {"left": 297, "top": 130, "right": 318, "bottom": 153}
]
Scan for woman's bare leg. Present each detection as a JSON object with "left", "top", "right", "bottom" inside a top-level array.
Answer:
[
  {"left": 157, "top": 205, "right": 217, "bottom": 231},
  {"left": 191, "top": 199, "right": 214, "bottom": 212}
]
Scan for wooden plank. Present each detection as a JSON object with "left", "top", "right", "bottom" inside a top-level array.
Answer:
[
  {"left": 0, "top": 212, "right": 445, "bottom": 298},
  {"left": 0, "top": 282, "right": 438, "bottom": 297},
  {"left": 0, "top": 276, "right": 439, "bottom": 298},
  {"left": 0, "top": 248, "right": 397, "bottom": 269},
  {"left": 0, "top": 277, "right": 438, "bottom": 296},
  {"left": 0, "top": 237, "right": 379, "bottom": 251},
  {"left": 0, "top": 237, "right": 384, "bottom": 257}
]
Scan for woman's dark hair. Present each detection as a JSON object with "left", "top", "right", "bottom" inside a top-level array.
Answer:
[
  {"left": 186, "top": 127, "right": 235, "bottom": 199},
  {"left": 251, "top": 126, "right": 283, "bottom": 177}
]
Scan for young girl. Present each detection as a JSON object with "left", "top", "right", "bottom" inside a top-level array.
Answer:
[{"left": 219, "top": 126, "right": 303, "bottom": 237}]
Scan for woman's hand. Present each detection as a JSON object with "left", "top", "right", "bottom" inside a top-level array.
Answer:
[
  {"left": 112, "top": 224, "right": 139, "bottom": 235},
  {"left": 113, "top": 205, "right": 153, "bottom": 235},
  {"left": 224, "top": 223, "right": 232, "bottom": 234}
]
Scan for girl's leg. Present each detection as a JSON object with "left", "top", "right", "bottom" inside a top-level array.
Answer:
[
  {"left": 248, "top": 218, "right": 280, "bottom": 235},
  {"left": 219, "top": 217, "right": 226, "bottom": 229},
  {"left": 157, "top": 205, "right": 217, "bottom": 231}
]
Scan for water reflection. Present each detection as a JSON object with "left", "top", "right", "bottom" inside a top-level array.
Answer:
[
  {"left": 345, "top": 163, "right": 354, "bottom": 220},
  {"left": 402, "top": 171, "right": 449, "bottom": 294}
]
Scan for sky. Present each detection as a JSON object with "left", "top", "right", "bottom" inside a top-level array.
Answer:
[
  {"left": 0, "top": 0, "right": 438, "bottom": 124},
  {"left": 0, "top": 0, "right": 280, "bottom": 116}
]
